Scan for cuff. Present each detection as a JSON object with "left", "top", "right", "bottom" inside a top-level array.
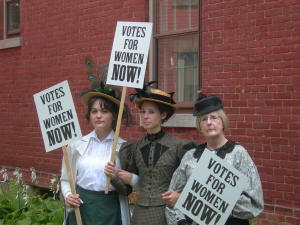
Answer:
[
  {"left": 65, "top": 191, "right": 72, "bottom": 200},
  {"left": 130, "top": 173, "right": 139, "bottom": 186}
]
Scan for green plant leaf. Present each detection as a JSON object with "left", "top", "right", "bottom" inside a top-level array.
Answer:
[
  {"left": 0, "top": 175, "right": 64, "bottom": 225},
  {"left": 15, "top": 218, "right": 31, "bottom": 225}
]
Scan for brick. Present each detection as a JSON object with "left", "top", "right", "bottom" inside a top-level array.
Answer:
[
  {"left": 289, "top": 123, "right": 300, "bottom": 130},
  {"left": 281, "top": 130, "right": 299, "bottom": 139},
  {"left": 274, "top": 168, "right": 298, "bottom": 176},
  {"left": 254, "top": 152, "right": 271, "bottom": 160},
  {"left": 266, "top": 190, "right": 284, "bottom": 199},
  {"left": 294, "top": 209, "right": 300, "bottom": 218},
  {"left": 275, "top": 206, "right": 294, "bottom": 216},
  {"left": 256, "top": 18, "right": 273, "bottom": 26},
  {"left": 285, "top": 177, "right": 300, "bottom": 186},
  {"left": 286, "top": 217, "right": 300, "bottom": 225}
]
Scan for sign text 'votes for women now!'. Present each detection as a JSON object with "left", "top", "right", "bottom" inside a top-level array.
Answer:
[{"left": 33, "top": 80, "right": 82, "bottom": 152}]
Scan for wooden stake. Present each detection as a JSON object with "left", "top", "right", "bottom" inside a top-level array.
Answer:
[
  {"left": 62, "top": 146, "right": 83, "bottom": 225},
  {"left": 105, "top": 86, "right": 127, "bottom": 194}
]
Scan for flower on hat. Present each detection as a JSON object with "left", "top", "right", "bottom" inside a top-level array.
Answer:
[{"left": 80, "top": 57, "right": 121, "bottom": 105}]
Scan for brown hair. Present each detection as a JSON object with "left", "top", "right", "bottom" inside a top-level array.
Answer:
[
  {"left": 86, "top": 96, "right": 118, "bottom": 130},
  {"left": 140, "top": 100, "right": 175, "bottom": 124}
]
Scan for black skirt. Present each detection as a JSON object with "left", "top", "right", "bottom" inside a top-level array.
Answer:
[{"left": 225, "top": 217, "right": 249, "bottom": 225}]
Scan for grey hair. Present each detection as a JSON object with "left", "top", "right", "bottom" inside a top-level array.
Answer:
[{"left": 196, "top": 109, "right": 228, "bottom": 131}]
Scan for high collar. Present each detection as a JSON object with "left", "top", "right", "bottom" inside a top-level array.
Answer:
[
  {"left": 146, "top": 130, "right": 165, "bottom": 142},
  {"left": 91, "top": 129, "right": 114, "bottom": 142},
  {"left": 193, "top": 140, "right": 236, "bottom": 159},
  {"left": 75, "top": 130, "right": 125, "bottom": 155}
]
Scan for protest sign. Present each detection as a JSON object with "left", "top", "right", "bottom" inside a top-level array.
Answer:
[
  {"left": 33, "top": 80, "right": 82, "bottom": 152},
  {"left": 104, "top": 21, "right": 152, "bottom": 193},
  {"left": 34, "top": 80, "right": 83, "bottom": 224},
  {"left": 175, "top": 150, "right": 248, "bottom": 225},
  {"left": 106, "top": 21, "right": 152, "bottom": 89}
]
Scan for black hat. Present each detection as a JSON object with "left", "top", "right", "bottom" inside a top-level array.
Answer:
[
  {"left": 130, "top": 81, "right": 176, "bottom": 109},
  {"left": 193, "top": 93, "right": 223, "bottom": 116}
]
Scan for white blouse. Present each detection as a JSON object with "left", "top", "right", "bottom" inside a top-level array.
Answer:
[{"left": 76, "top": 130, "right": 121, "bottom": 191}]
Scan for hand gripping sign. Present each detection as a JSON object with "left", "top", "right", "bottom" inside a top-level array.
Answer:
[
  {"left": 175, "top": 150, "right": 248, "bottom": 225},
  {"left": 34, "top": 80, "right": 83, "bottom": 225},
  {"left": 105, "top": 21, "right": 152, "bottom": 193}
]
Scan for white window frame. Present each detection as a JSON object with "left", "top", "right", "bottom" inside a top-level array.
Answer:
[{"left": 0, "top": 0, "right": 21, "bottom": 49}]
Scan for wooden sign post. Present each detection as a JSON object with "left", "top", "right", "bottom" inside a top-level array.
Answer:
[
  {"left": 105, "top": 86, "right": 127, "bottom": 192},
  {"left": 105, "top": 21, "right": 153, "bottom": 193},
  {"left": 62, "top": 146, "right": 83, "bottom": 225},
  {"left": 34, "top": 81, "right": 83, "bottom": 225}
]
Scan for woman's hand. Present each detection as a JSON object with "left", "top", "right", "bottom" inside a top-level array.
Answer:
[
  {"left": 118, "top": 169, "right": 133, "bottom": 185},
  {"left": 161, "top": 190, "right": 180, "bottom": 207},
  {"left": 104, "top": 161, "right": 118, "bottom": 180},
  {"left": 65, "top": 193, "right": 81, "bottom": 208}
]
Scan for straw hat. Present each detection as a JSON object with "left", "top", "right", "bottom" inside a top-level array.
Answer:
[
  {"left": 80, "top": 81, "right": 121, "bottom": 106},
  {"left": 130, "top": 81, "right": 176, "bottom": 109}
]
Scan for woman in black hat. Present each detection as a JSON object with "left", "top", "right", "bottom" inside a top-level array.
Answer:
[
  {"left": 164, "top": 93, "right": 264, "bottom": 225},
  {"left": 106, "top": 82, "right": 196, "bottom": 225},
  {"left": 60, "top": 82, "right": 132, "bottom": 225}
]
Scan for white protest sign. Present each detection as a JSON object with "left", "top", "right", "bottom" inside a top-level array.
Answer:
[
  {"left": 33, "top": 80, "right": 82, "bottom": 152},
  {"left": 175, "top": 150, "right": 248, "bottom": 225},
  {"left": 106, "top": 21, "right": 153, "bottom": 89}
]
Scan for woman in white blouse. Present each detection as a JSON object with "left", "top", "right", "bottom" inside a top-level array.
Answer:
[{"left": 60, "top": 83, "right": 131, "bottom": 225}]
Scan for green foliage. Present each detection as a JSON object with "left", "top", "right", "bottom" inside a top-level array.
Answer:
[
  {"left": 14, "top": 195, "right": 64, "bottom": 225},
  {"left": 0, "top": 179, "right": 26, "bottom": 221},
  {"left": 0, "top": 178, "right": 63, "bottom": 225}
]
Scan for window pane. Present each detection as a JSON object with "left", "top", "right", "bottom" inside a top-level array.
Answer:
[
  {"left": 157, "top": 33, "right": 199, "bottom": 102},
  {"left": 156, "top": 0, "right": 198, "bottom": 34},
  {"left": 0, "top": 2, "right": 3, "bottom": 40},
  {"left": 7, "top": 1, "right": 20, "bottom": 32},
  {"left": 177, "top": 51, "right": 198, "bottom": 102}
]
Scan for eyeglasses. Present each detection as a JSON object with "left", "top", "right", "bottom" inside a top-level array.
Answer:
[{"left": 200, "top": 115, "right": 220, "bottom": 123}]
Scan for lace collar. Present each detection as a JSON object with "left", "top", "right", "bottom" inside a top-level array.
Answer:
[{"left": 193, "top": 140, "right": 236, "bottom": 160}]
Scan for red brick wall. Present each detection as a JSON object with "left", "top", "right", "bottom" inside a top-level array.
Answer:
[
  {"left": 201, "top": 0, "right": 300, "bottom": 224},
  {"left": 0, "top": 0, "right": 300, "bottom": 224},
  {"left": 0, "top": 0, "right": 149, "bottom": 184}
]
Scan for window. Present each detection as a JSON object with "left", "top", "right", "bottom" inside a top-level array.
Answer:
[
  {"left": 151, "top": 0, "right": 199, "bottom": 108},
  {"left": 0, "top": 0, "right": 21, "bottom": 49},
  {"left": 177, "top": 51, "right": 198, "bottom": 102},
  {"left": 6, "top": 0, "right": 20, "bottom": 36}
]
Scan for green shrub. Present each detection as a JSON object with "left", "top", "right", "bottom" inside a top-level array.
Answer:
[{"left": 0, "top": 168, "right": 64, "bottom": 225}]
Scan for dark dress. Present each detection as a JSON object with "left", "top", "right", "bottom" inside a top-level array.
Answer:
[{"left": 120, "top": 130, "right": 197, "bottom": 225}]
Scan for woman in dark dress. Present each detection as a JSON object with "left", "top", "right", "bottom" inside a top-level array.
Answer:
[{"left": 107, "top": 82, "right": 196, "bottom": 225}]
